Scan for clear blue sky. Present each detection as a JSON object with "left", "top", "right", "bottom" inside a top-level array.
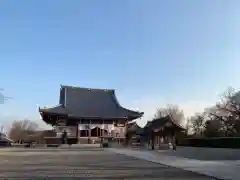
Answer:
[{"left": 0, "top": 0, "right": 240, "bottom": 129}]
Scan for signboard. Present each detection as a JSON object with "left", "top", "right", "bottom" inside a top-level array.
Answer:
[
  {"left": 115, "top": 123, "right": 125, "bottom": 127},
  {"left": 114, "top": 120, "right": 125, "bottom": 127}
]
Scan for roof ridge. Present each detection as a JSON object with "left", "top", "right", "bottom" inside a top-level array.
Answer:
[{"left": 61, "top": 85, "right": 115, "bottom": 92}]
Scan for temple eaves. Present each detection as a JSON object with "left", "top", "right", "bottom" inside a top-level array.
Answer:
[{"left": 39, "top": 85, "right": 144, "bottom": 121}]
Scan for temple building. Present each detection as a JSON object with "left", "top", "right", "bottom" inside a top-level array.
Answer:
[
  {"left": 39, "top": 85, "right": 144, "bottom": 144},
  {"left": 139, "top": 115, "right": 186, "bottom": 149}
]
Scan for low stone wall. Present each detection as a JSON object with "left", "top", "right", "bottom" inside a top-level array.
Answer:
[
  {"left": 44, "top": 137, "right": 61, "bottom": 144},
  {"left": 78, "top": 137, "right": 101, "bottom": 144},
  {"left": 158, "top": 146, "right": 240, "bottom": 160}
]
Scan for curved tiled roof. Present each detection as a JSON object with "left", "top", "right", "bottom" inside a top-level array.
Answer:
[
  {"left": 39, "top": 85, "right": 143, "bottom": 120},
  {"left": 39, "top": 105, "right": 68, "bottom": 115},
  {"left": 139, "top": 115, "right": 186, "bottom": 136}
]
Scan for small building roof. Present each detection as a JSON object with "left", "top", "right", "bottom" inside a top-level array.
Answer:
[
  {"left": 39, "top": 85, "right": 143, "bottom": 120},
  {"left": 139, "top": 115, "right": 186, "bottom": 136}
]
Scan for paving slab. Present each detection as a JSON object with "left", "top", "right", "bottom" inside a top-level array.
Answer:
[
  {"left": 0, "top": 148, "right": 216, "bottom": 179},
  {"left": 108, "top": 148, "right": 238, "bottom": 180}
]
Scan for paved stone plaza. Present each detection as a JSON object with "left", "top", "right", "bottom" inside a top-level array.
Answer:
[
  {"left": 156, "top": 147, "right": 240, "bottom": 160},
  {"left": 109, "top": 148, "right": 238, "bottom": 180},
  {"left": 0, "top": 148, "right": 217, "bottom": 180}
]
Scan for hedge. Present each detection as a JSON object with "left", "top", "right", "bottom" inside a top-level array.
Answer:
[
  {"left": 45, "top": 144, "right": 59, "bottom": 148},
  {"left": 178, "top": 137, "right": 240, "bottom": 148},
  {"left": 101, "top": 142, "right": 109, "bottom": 148},
  {"left": 0, "top": 140, "right": 11, "bottom": 147}
]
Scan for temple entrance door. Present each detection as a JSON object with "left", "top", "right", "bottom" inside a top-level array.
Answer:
[{"left": 78, "top": 120, "right": 114, "bottom": 144}]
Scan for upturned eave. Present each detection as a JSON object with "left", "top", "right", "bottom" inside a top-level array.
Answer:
[{"left": 39, "top": 105, "right": 68, "bottom": 115}]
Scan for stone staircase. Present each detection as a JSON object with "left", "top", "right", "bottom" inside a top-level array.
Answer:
[{"left": 130, "top": 137, "right": 142, "bottom": 149}]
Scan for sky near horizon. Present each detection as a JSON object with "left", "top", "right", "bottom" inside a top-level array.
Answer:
[{"left": 0, "top": 0, "right": 240, "bottom": 130}]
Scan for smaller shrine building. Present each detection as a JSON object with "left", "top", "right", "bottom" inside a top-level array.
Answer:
[
  {"left": 131, "top": 115, "right": 186, "bottom": 149},
  {"left": 39, "top": 85, "right": 144, "bottom": 144}
]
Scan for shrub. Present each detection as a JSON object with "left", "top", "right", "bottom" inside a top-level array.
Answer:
[
  {"left": 46, "top": 144, "right": 59, "bottom": 148},
  {"left": 0, "top": 140, "right": 11, "bottom": 147}
]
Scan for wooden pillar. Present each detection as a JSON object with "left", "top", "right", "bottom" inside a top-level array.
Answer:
[
  {"left": 172, "top": 129, "right": 176, "bottom": 150},
  {"left": 160, "top": 130, "right": 163, "bottom": 145},
  {"left": 101, "top": 120, "right": 104, "bottom": 143},
  {"left": 113, "top": 120, "right": 116, "bottom": 137},
  {"left": 100, "top": 120, "right": 102, "bottom": 137},
  {"left": 151, "top": 131, "right": 155, "bottom": 150},
  {"left": 103, "top": 119, "right": 105, "bottom": 136},
  {"left": 124, "top": 120, "right": 127, "bottom": 145},
  {"left": 89, "top": 120, "right": 92, "bottom": 137},
  {"left": 78, "top": 120, "right": 81, "bottom": 144},
  {"left": 97, "top": 125, "right": 98, "bottom": 137},
  {"left": 100, "top": 120, "right": 102, "bottom": 143},
  {"left": 88, "top": 120, "right": 91, "bottom": 144},
  {"left": 76, "top": 123, "right": 78, "bottom": 144}
]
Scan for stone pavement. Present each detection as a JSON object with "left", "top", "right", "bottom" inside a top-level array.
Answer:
[
  {"left": 156, "top": 147, "right": 240, "bottom": 160},
  {"left": 108, "top": 148, "right": 239, "bottom": 180},
  {"left": 0, "top": 147, "right": 216, "bottom": 179}
]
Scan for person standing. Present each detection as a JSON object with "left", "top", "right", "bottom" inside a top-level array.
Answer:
[
  {"left": 61, "top": 130, "right": 67, "bottom": 144},
  {"left": 172, "top": 135, "right": 176, "bottom": 151}
]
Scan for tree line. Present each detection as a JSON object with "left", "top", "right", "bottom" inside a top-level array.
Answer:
[
  {"left": 188, "top": 87, "right": 240, "bottom": 138},
  {"left": 7, "top": 119, "right": 40, "bottom": 142},
  {"left": 153, "top": 87, "right": 240, "bottom": 138}
]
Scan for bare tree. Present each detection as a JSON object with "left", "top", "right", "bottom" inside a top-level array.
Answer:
[
  {"left": 213, "top": 87, "right": 240, "bottom": 136},
  {"left": 8, "top": 120, "right": 39, "bottom": 142},
  {"left": 155, "top": 104, "right": 185, "bottom": 125},
  {"left": 196, "top": 87, "right": 240, "bottom": 137},
  {"left": 154, "top": 108, "right": 167, "bottom": 119},
  {"left": 204, "top": 119, "right": 222, "bottom": 137},
  {"left": 190, "top": 113, "right": 205, "bottom": 136},
  {"left": 216, "top": 87, "right": 240, "bottom": 116},
  {"left": 185, "top": 117, "right": 192, "bottom": 135}
]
